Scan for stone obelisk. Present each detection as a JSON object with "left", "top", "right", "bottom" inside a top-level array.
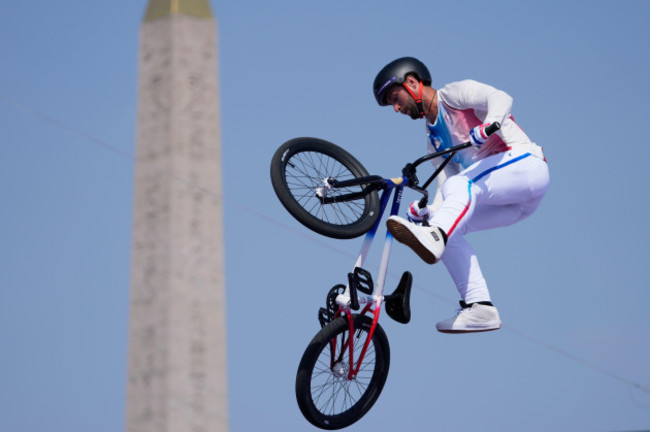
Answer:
[{"left": 126, "top": 1, "right": 228, "bottom": 431}]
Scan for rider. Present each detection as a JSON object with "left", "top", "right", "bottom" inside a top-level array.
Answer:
[{"left": 373, "top": 57, "right": 549, "bottom": 333}]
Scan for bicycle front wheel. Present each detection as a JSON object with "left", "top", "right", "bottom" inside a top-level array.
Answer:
[
  {"left": 295, "top": 314, "right": 390, "bottom": 430},
  {"left": 270, "top": 137, "right": 380, "bottom": 239}
]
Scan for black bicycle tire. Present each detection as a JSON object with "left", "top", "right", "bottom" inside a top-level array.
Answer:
[
  {"left": 270, "top": 137, "right": 381, "bottom": 239},
  {"left": 295, "top": 314, "right": 390, "bottom": 430}
]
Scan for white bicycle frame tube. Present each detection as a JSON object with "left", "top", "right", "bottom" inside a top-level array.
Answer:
[{"left": 335, "top": 183, "right": 404, "bottom": 308}]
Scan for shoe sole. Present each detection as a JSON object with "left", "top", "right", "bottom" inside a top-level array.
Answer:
[
  {"left": 387, "top": 219, "right": 438, "bottom": 264},
  {"left": 437, "top": 324, "right": 502, "bottom": 334}
]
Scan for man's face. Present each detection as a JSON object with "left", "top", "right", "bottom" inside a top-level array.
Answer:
[{"left": 386, "top": 85, "right": 420, "bottom": 120}]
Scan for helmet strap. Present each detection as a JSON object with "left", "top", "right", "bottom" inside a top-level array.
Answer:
[{"left": 402, "top": 81, "right": 425, "bottom": 118}]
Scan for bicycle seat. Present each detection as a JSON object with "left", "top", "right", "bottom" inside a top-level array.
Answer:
[{"left": 385, "top": 271, "right": 412, "bottom": 324}]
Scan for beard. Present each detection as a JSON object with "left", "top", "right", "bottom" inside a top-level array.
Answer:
[
  {"left": 402, "top": 101, "right": 421, "bottom": 119},
  {"left": 408, "top": 110, "right": 420, "bottom": 120}
]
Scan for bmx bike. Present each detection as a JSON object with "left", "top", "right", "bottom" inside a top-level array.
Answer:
[{"left": 270, "top": 123, "right": 499, "bottom": 430}]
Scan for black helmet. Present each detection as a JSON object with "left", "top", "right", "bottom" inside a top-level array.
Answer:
[{"left": 373, "top": 57, "right": 432, "bottom": 106}]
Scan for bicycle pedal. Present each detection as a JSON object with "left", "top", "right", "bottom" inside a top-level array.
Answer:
[
  {"left": 353, "top": 267, "right": 374, "bottom": 295},
  {"left": 385, "top": 271, "right": 412, "bottom": 324}
]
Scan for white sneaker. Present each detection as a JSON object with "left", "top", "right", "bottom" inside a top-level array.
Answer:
[
  {"left": 386, "top": 216, "right": 446, "bottom": 264},
  {"left": 436, "top": 301, "right": 502, "bottom": 334}
]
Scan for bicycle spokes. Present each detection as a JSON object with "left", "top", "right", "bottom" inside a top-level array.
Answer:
[
  {"left": 297, "top": 314, "right": 390, "bottom": 429},
  {"left": 316, "top": 327, "right": 379, "bottom": 411},
  {"left": 326, "top": 323, "right": 376, "bottom": 381}
]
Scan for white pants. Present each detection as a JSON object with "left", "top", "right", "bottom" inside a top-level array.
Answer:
[{"left": 429, "top": 149, "right": 550, "bottom": 304}]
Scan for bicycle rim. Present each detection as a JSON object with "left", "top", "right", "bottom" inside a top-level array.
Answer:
[
  {"left": 296, "top": 315, "right": 390, "bottom": 430},
  {"left": 271, "top": 138, "right": 380, "bottom": 239}
]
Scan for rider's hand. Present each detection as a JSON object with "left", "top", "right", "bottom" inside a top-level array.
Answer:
[
  {"left": 469, "top": 123, "right": 492, "bottom": 147},
  {"left": 407, "top": 200, "right": 431, "bottom": 224}
]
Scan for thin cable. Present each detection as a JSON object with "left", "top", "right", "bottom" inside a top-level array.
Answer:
[
  {"left": 3, "top": 95, "right": 649, "bottom": 399},
  {"left": 0, "top": 95, "right": 135, "bottom": 159},
  {"left": 503, "top": 325, "right": 650, "bottom": 395}
]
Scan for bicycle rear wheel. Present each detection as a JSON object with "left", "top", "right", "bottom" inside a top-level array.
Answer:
[
  {"left": 270, "top": 137, "right": 380, "bottom": 239},
  {"left": 296, "top": 314, "right": 390, "bottom": 430}
]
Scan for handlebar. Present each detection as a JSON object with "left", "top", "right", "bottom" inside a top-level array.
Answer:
[
  {"left": 323, "top": 122, "right": 500, "bottom": 206},
  {"left": 407, "top": 122, "right": 501, "bottom": 206},
  {"left": 408, "top": 122, "right": 501, "bottom": 172}
]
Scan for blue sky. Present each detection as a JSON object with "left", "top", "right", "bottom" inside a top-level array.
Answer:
[{"left": 1, "top": 0, "right": 650, "bottom": 431}]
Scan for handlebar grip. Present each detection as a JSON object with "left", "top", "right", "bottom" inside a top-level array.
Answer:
[{"left": 485, "top": 122, "right": 501, "bottom": 136}]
